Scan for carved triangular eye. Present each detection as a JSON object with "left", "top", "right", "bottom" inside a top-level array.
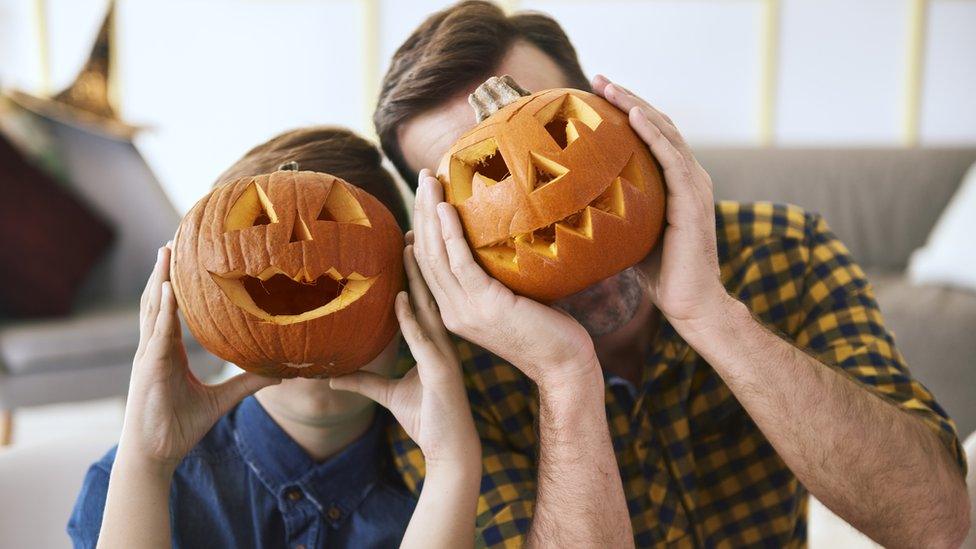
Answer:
[
  {"left": 535, "top": 94, "right": 603, "bottom": 150},
  {"left": 317, "top": 181, "right": 371, "bottom": 227},
  {"left": 224, "top": 181, "right": 277, "bottom": 232},
  {"left": 446, "top": 138, "right": 511, "bottom": 204},
  {"left": 528, "top": 153, "right": 569, "bottom": 192}
]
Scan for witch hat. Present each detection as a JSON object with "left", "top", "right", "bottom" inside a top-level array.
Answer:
[{"left": 5, "top": 2, "right": 139, "bottom": 141}]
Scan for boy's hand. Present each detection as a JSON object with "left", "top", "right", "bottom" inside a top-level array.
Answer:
[
  {"left": 331, "top": 242, "right": 480, "bottom": 468},
  {"left": 118, "top": 244, "right": 280, "bottom": 473}
]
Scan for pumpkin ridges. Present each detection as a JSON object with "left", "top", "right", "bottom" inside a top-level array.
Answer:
[
  {"left": 172, "top": 171, "right": 403, "bottom": 378},
  {"left": 180, "top": 188, "right": 265, "bottom": 368},
  {"left": 438, "top": 86, "right": 665, "bottom": 302},
  {"left": 217, "top": 178, "right": 281, "bottom": 367}
]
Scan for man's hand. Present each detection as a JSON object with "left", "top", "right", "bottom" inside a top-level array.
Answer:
[
  {"left": 411, "top": 170, "right": 599, "bottom": 392},
  {"left": 592, "top": 75, "right": 733, "bottom": 330},
  {"left": 593, "top": 75, "right": 971, "bottom": 547}
]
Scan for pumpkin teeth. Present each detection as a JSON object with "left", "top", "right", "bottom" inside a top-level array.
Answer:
[{"left": 208, "top": 268, "right": 377, "bottom": 325}]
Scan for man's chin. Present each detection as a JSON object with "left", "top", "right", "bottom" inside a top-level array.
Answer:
[{"left": 553, "top": 267, "right": 644, "bottom": 337}]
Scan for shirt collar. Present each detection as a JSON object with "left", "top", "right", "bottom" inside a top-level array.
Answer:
[{"left": 233, "top": 396, "right": 387, "bottom": 523}]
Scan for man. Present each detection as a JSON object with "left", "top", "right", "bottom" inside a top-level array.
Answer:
[{"left": 373, "top": 1, "right": 970, "bottom": 547}]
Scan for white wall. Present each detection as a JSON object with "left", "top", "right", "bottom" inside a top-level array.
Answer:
[{"left": 1, "top": 0, "right": 974, "bottom": 211}]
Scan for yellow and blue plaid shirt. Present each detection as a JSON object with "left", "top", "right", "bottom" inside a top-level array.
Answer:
[{"left": 389, "top": 201, "right": 964, "bottom": 547}]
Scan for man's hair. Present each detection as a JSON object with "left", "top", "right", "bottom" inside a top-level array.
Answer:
[
  {"left": 215, "top": 126, "right": 409, "bottom": 231},
  {"left": 374, "top": 0, "right": 590, "bottom": 188}
]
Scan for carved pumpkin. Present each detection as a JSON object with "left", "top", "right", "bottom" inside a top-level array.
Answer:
[
  {"left": 171, "top": 170, "right": 403, "bottom": 378},
  {"left": 437, "top": 79, "right": 666, "bottom": 302}
]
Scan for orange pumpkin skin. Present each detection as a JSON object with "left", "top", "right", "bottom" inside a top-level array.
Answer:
[
  {"left": 171, "top": 170, "right": 403, "bottom": 378},
  {"left": 437, "top": 88, "right": 666, "bottom": 303}
]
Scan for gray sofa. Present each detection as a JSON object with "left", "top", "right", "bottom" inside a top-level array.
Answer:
[
  {"left": 0, "top": 109, "right": 223, "bottom": 440},
  {"left": 699, "top": 147, "right": 976, "bottom": 436}
]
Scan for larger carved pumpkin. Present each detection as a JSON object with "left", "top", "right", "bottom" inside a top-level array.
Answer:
[
  {"left": 438, "top": 83, "right": 666, "bottom": 302},
  {"left": 171, "top": 170, "right": 403, "bottom": 378}
]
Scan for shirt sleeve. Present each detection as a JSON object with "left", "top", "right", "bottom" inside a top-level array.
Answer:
[
  {"left": 66, "top": 462, "right": 111, "bottom": 549},
  {"left": 467, "top": 387, "right": 537, "bottom": 548},
  {"left": 793, "top": 212, "right": 965, "bottom": 471}
]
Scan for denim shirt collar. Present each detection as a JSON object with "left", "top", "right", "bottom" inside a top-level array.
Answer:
[{"left": 232, "top": 396, "right": 385, "bottom": 524}]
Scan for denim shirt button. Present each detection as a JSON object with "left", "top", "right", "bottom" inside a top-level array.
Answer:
[
  {"left": 286, "top": 489, "right": 303, "bottom": 502},
  {"left": 327, "top": 504, "right": 342, "bottom": 521}
]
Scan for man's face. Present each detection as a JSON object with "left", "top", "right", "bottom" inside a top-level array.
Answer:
[{"left": 398, "top": 41, "right": 647, "bottom": 337}]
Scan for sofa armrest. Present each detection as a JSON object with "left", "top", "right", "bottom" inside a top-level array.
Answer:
[{"left": 698, "top": 147, "right": 976, "bottom": 270}]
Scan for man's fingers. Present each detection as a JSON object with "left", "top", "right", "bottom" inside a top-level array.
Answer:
[
  {"left": 436, "top": 202, "right": 493, "bottom": 295},
  {"left": 413, "top": 174, "right": 464, "bottom": 309},
  {"left": 211, "top": 372, "right": 281, "bottom": 417},
  {"left": 604, "top": 82, "right": 685, "bottom": 148},
  {"left": 591, "top": 74, "right": 611, "bottom": 96},
  {"left": 329, "top": 371, "right": 395, "bottom": 409},
  {"left": 629, "top": 106, "right": 691, "bottom": 191},
  {"left": 405, "top": 230, "right": 414, "bottom": 245}
]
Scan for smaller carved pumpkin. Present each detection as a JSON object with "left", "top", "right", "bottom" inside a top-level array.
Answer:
[
  {"left": 437, "top": 77, "right": 666, "bottom": 302},
  {"left": 171, "top": 169, "right": 404, "bottom": 378}
]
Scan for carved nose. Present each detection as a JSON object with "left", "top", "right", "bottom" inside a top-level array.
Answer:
[{"left": 289, "top": 215, "right": 313, "bottom": 243}]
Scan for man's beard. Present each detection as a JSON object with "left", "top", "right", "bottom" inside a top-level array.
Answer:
[{"left": 553, "top": 267, "right": 644, "bottom": 337}]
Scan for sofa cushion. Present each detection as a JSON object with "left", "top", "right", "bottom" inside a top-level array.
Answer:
[
  {"left": 0, "top": 133, "right": 114, "bottom": 317},
  {"left": 908, "top": 160, "right": 976, "bottom": 292},
  {"left": 868, "top": 270, "right": 976, "bottom": 436},
  {"left": 0, "top": 303, "right": 205, "bottom": 377},
  {"left": 0, "top": 304, "right": 139, "bottom": 376}
]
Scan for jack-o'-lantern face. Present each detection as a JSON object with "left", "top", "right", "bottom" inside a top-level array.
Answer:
[
  {"left": 171, "top": 170, "right": 403, "bottom": 378},
  {"left": 438, "top": 88, "right": 666, "bottom": 302}
]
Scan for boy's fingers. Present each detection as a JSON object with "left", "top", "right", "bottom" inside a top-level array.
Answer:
[
  {"left": 396, "top": 293, "right": 455, "bottom": 385},
  {"left": 138, "top": 247, "right": 168, "bottom": 355},
  {"left": 329, "top": 371, "right": 395, "bottom": 409},
  {"left": 403, "top": 247, "right": 454, "bottom": 356},
  {"left": 152, "top": 281, "right": 181, "bottom": 341},
  {"left": 212, "top": 372, "right": 281, "bottom": 417}
]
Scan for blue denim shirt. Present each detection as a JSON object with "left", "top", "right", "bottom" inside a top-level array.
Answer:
[{"left": 67, "top": 396, "right": 416, "bottom": 548}]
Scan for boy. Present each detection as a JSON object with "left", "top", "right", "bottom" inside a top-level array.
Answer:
[{"left": 68, "top": 127, "right": 482, "bottom": 548}]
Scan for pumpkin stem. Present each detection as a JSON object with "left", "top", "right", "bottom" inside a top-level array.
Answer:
[
  {"left": 278, "top": 161, "right": 300, "bottom": 171},
  {"left": 469, "top": 75, "right": 530, "bottom": 123}
]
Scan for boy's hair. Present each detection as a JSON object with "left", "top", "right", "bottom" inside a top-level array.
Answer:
[
  {"left": 373, "top": 0, "right": 589, "bottom": 188},
  {"left": 215, "top": 126, "right": 410, "bottom": 231}
]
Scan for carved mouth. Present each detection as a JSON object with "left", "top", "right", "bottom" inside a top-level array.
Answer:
[{"left": 210, "top": 267, "right": 376, "bottom": 325}]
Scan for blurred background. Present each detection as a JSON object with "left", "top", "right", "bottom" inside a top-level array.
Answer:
[
  {"left": 0, "top": 1, "right": 974, "bottom": 547},
  {"left": 2, "top": 0, "right": 974, "bottom": 210}
]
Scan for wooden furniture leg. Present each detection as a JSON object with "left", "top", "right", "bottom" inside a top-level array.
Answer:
[{"left": 0, "top": 410, "right": 12, "bottom": 447}]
